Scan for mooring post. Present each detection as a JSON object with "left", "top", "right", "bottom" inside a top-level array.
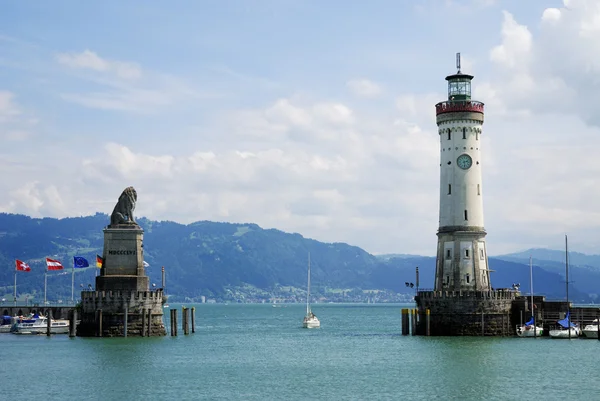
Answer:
[
  {"left": 520, "top": 310, "right": 523, "bottom": 326},
  {"left": 401, "top": 308, "right": 409, "bottom": 335},
  {"left": 46, "top": 310, "right": 51, "bottom": 336},
  {"left": 141, "top": 308, "right": 146, "bottom": 337},
  {"left": 426, "top": 309, "right": 431, "bottom": 336},
  {"left": 170, "top": 309, "right": 174, "bottom": 336},
  {"left": 123, "top": 304, "right": 128, "bottom": 338},
  {"left": 98, "top": 309, "right": 103, "bottom": 337},
  {"left": 69, "top": 309, "right": 76, "bottom": 337},
  {"left": 597, "top": 311, "right": 600, "bottom": 341},
  {"left": 173, "top": 309, "right": 178, "bottom": 336},
  {"left": 185, "top": 307, "right": 190, "bottom": 335},
  {"left": 147, "top": 309, "right": 152, "bottom": 336},
  {"left": 410, "top": 309, "right": 416, "bottom": 336},
  {"left": 481, "top": 312, "right": 484, "bottom": 336},
  {"left": 191, "top": 307, "right": 196, "bottom": 334}
]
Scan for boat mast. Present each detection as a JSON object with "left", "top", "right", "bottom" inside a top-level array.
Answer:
[
  {"left": 530, "top": 256, "right": 536, "bottom": 337},
  {"left": 306, "top": 252, "right": 311, "bottom": 315},
  {"left": 566, "top": 234, "right": 570, "bottom": 339}
]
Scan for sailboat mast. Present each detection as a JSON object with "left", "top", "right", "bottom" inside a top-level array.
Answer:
[
  {"left": 306, "top": 252, "right": 311, "bottom": 315},
  {"left": 566, "top": 234, "right": 571, "bottom": 339},
  {"left": 529, "top": 256, "right": 534, "bottom": 318}
]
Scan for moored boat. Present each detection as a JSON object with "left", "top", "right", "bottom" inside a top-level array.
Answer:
[
  {"left": 516, "top": 316, "right": 543, "bottom": 337},
  {"left": 13, "top": 314, "right": 70, "bottom": 335},
  {"left": 582, "top": 319, "right": 600, "bottom": 339},
  {"left": 516, "top": 256, "right": 543, "bottom": 337},
  {"left": 549, "top": 312, "right": 580, "bottom": 339},
  {"left": 0, "top": 315, "right": 16, "bottom": 333}
]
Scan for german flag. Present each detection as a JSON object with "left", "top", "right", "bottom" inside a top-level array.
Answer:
[{"left": 96, "top": 254, "right": 104, "bottom": 268}]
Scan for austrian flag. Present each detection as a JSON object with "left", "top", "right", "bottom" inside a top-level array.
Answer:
[
  {"left": 15, "top": 259, "right": 31, "bottom": 271},
  {"left": 45, "top": 257, "right": 64, "bottom": 270}
]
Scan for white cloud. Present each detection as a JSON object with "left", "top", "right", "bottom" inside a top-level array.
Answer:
[
  {"left": 56, "top": 49, "right": 142, "bottom": 79},
  {"left": 346, "top": 79, "right": 383, "bottom": 98},
  {"left": 490, "top": 11, "right": 532, "bottom": 69},
  {"left": 55, "top": 50, "right": 203, "bottom": 113},
  {"left": 0, "top": 91, "right": 20, "bottom": 122}
]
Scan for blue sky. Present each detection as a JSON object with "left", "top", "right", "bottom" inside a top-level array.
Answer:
[{"left": 3, "top": 0, "right": 600, "bottom": 256}]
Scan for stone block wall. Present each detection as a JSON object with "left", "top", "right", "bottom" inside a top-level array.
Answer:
[
  {"left": 416, "top": 290, "right": 516, "bottom": 336},
  {"left": 77, "top": 289, "right": 166, "bottom": 337}
]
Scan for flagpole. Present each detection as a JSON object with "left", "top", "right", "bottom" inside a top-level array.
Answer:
[
  {"left": 14, "top": 269, "right": 17, "bottom": 306},
  {"left": 44, "top": 269, "right": 47, "bottom": 306}
]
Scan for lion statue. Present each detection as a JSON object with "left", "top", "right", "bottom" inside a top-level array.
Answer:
[{"left": 110, "top": 186, "right": 138, "bottom": 226}]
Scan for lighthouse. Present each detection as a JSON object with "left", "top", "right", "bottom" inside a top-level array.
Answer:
[
  {"left": 434, "top": 53, "right": 491, "bottom": 292},
  {"left": 414, "top": 54, "right": 516, "bottom": 336}
]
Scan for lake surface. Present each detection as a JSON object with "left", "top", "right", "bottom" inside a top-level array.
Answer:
[{"left": 2, "top": 303, "right": 599, "bottom": 400}]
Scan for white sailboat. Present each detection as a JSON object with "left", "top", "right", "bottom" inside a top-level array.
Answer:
[
  {"left": 516, "top": 256, "right": 543, "bottom": 337},
  {"left": 549, "top": 235, "right": 580, "bottom": 338},
  {"left": 302, "top": 252, "right": 320, "bottom": 329}
]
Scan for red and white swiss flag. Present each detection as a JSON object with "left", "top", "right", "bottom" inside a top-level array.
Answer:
[
  {"left": 15, "top": 259, "right": 31, "bottom": 272},
  {"left": 45, "top": 257, "right": 64, "bottom": 270}
]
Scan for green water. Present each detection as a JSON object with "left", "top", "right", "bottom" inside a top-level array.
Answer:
[{"left": 2, "top": 303, "right": 599, "bottom": 400}]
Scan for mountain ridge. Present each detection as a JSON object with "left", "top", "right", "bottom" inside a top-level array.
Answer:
[{"left": 0, "top": 213, "right": 595, "bottom": 303}]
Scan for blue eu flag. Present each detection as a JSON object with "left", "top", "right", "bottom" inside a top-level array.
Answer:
[{"left": 73, "top": 256, "right": 90, "bottom": 268}]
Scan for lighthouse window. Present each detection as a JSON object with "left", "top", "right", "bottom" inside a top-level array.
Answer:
[
  {"left": 448, "top": 184, "right": 451, "bottom": 195},
  {"left": 465, "top": 249, "right": 470, "bottom": 258},
  {"left": 466, "top": 274, "right": 470, "bottom": 284},
  {"left": 480, "top": 249, "right": 485, "bottom": 259},
  {"left": 447, "top": 129, "right": 451, "bottom": 140},
  {"left": 462, "top": 128, "right": 466, "bottom": 139},
  {"left": 464, "top": 210, "right": 468, "bottom": 220},
  {"left": 476, "top": 132, "right": 479, "bottom": 140},
  {"left": 446, "top": 249, "right": 451, "bottom": 259},
  {"left": 477, "top": 184, "right": 480, "bottom": 195}
]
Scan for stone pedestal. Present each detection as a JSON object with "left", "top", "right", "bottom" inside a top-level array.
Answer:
[
  {"left": 77, "top": 224, "right": 166, "bottom": 337},
  {"left": 415, "top": 290, "right": 516, "bottom": 336}
]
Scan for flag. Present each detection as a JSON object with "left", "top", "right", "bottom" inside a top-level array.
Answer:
[
  {"left": 15, "top": 259, "right": 31, "bottom": 272},
  {"left": 73, "top": 256, "right": 90, "bottom": 268},
  {"left": 45, "top": 257, "right": 64, "bottom": 270},
  {"left": 143, "top": 261, "right": 149, "bottom": 268},
  {"left": 96, "top": 255, "right": 104, "bottom": 268}
]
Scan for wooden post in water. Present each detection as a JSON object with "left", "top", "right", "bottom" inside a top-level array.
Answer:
[
  {"left": 191, "top": 307, "right": 196, "bottom": 333},
  {"left": 124, "top": 304, "right": 128, "bottom": 338},
  {"left": 426, "top": 309, "right": 431, "bottom": 336},
  {"left": 69, "top": 309, "right": 76, "bottom": 337},
  {"left": 170, "top": 309, "right": 174, "bottom": 336},
  {"left": 173, "top": 309, "right": 178, "bottom": 336},
  {"left": 98, "top": 309, "right": 103, "bottom": 337},
  {"left": 46, "top": 310, "right": 51, "bottom": 336},
  {"left": 481, "top": 312, "right": 484, "bottom": 336},
  {"left": 185, "top": 307, "right": 190, "bottom": 335},
  {"left": 141, "top": 308, "right": 146, "bottom": 337},
  {"left": 410, "top": 309, "right": 416, "bottom": 336},
  {"left": 147, "top": 309, "right": 152, "bottom": 336},
  {"left": 401, "top": 309, "right": 409, "bottom": 335}
]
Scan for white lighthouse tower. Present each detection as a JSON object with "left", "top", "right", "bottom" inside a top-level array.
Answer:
[{"left": 434, "top": 53, "right": 491, "bottom": 292}]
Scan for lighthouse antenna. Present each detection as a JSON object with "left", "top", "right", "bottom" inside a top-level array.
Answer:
[{"left": 456, "top": 52, "right": 461, "bottom": 74}]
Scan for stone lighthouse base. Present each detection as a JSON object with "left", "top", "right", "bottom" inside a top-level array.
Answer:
[
  {"left": 415, "top": 290, "right": 516, "bottom": 336},
  {"left": 77, "top": 290, "right": 166, "bottom": 337}
]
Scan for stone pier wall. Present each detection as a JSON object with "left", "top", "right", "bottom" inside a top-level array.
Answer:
[
  {"left": 77, "top": 289, "right": 166, "bottom": 337},
  {"left": 416, "top": 290, "right": 516, "bottom": 336}
]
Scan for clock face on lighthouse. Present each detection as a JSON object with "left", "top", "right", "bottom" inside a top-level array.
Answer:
[{"left": 457, "top": 154, "right": 472, "bottom": 170}]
